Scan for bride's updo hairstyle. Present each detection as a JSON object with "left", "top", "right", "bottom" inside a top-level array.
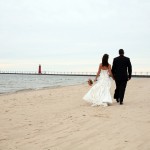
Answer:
[{"left": 102, "top": 54, "right": 109, "bottom": 67}]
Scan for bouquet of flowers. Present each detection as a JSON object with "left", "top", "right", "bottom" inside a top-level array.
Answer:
[{"left": 88, "top": 79, "right": 93, "bottom": 86}]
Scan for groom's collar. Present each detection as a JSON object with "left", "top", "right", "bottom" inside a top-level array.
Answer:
[{"left": 119, "top": 55, "right": 124, "bottom": 57}]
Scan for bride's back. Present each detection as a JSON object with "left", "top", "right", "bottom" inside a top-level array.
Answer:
[{"left": 100, "top": 63, "right": 110, "bottom": 70}]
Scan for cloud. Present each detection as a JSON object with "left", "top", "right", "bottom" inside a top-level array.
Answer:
[{"left": 0, "top": 0, "right": 150, "bottom": 72}]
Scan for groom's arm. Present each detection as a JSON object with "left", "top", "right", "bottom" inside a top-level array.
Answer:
[
  {"left": 127, "top": 58, "right": 132, "bottom": 80},
  {"left": 112, "top": 58, "right": 116, "bottom": 76}
]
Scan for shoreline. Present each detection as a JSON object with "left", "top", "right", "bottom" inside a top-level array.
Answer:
[
  {"left": 0, "top": 77, "right": 147, "bottom": 96},
  {"left": 0, "top": 82, "right": 87, "bottom": 97},
  {"left": 0, "top": 74, "right": 90, "bottom": 96}
]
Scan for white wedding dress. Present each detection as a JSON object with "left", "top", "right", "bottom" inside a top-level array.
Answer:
[{"left": 83, "top": 70, "right": 112, "bottom": 106}]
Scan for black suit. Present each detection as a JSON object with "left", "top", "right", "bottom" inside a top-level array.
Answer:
[{"left": 112, "top": 55, "right": 132, "bottom": 104}]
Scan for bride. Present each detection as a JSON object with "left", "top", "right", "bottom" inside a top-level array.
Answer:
[{"left": 83, "top": 54, "right": 114, "bottom": 107}]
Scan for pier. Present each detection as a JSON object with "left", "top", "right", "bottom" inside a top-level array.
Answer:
[{"left": 0, "top": 71, "right": 150, "bottom": 78}]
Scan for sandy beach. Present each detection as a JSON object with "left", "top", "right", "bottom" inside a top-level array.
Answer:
[{"left": 0, "top": 78, "right": 150, "bottom": 150}]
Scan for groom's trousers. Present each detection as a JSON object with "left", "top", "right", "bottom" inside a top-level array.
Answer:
[{"left": 114, "top": 80, "right": 127, "bottom": 103}]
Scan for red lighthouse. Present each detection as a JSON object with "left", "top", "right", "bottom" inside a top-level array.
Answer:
[{"left": 38, "top": 64, "right": 41, "bottom": 74}]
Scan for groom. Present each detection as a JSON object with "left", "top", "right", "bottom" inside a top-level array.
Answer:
[{"left": 112, "top": 49, "right": 132, "bottom": 105}]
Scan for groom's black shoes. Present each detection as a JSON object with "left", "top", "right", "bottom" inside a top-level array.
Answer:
[
  {"left": 120, "top": 102, "right": 123, "bottom": 105},
  {"left": 115, "top": 98, "right": 119, "bottom": 103},
  {"left": 116, "top": 99, "right": 119, "bottom": 103},
  {"left": 114, "top": 94, "right": 120, "bottom": 103}
]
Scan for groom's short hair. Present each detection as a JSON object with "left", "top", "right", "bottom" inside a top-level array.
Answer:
[{"left": 119, "top": 49, "right": 124, "bottom": 55}]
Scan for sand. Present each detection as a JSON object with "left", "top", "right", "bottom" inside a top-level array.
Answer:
[{"left": 0, "top": 78, "right": 150, "bottom": 150}]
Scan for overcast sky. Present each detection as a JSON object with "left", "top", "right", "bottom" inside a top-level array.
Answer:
[{"left": 0, "top": 0, "right": 150, "bottom": 73}]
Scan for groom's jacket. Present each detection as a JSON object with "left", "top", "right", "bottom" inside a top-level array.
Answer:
[{"left": 112, "top": 56, "right": 132, "bottom": 80}]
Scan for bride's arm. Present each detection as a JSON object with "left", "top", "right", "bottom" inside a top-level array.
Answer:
[
  {"left": 94, "top": 64, "right": 101, "bottom": 81},
  {"left": 108, "top": 65, "right": 114, "bottom": 80}
]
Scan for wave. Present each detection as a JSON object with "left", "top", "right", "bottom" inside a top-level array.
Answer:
[{"left": 0, "top": 74, "right": 90, "bottom": 95}]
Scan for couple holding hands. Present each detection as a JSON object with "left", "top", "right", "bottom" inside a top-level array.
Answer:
[{"left": 83, "top": 49, "right": 132, "bottom": 106}]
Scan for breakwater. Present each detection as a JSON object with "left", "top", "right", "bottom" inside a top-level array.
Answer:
[{"left": 0, "top": 71, "right": 150, "bottom": 78}]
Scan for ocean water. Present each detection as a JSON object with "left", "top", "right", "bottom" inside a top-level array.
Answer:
[{"left": 0, "top": 74, "right": 93, "bottom": 94}]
